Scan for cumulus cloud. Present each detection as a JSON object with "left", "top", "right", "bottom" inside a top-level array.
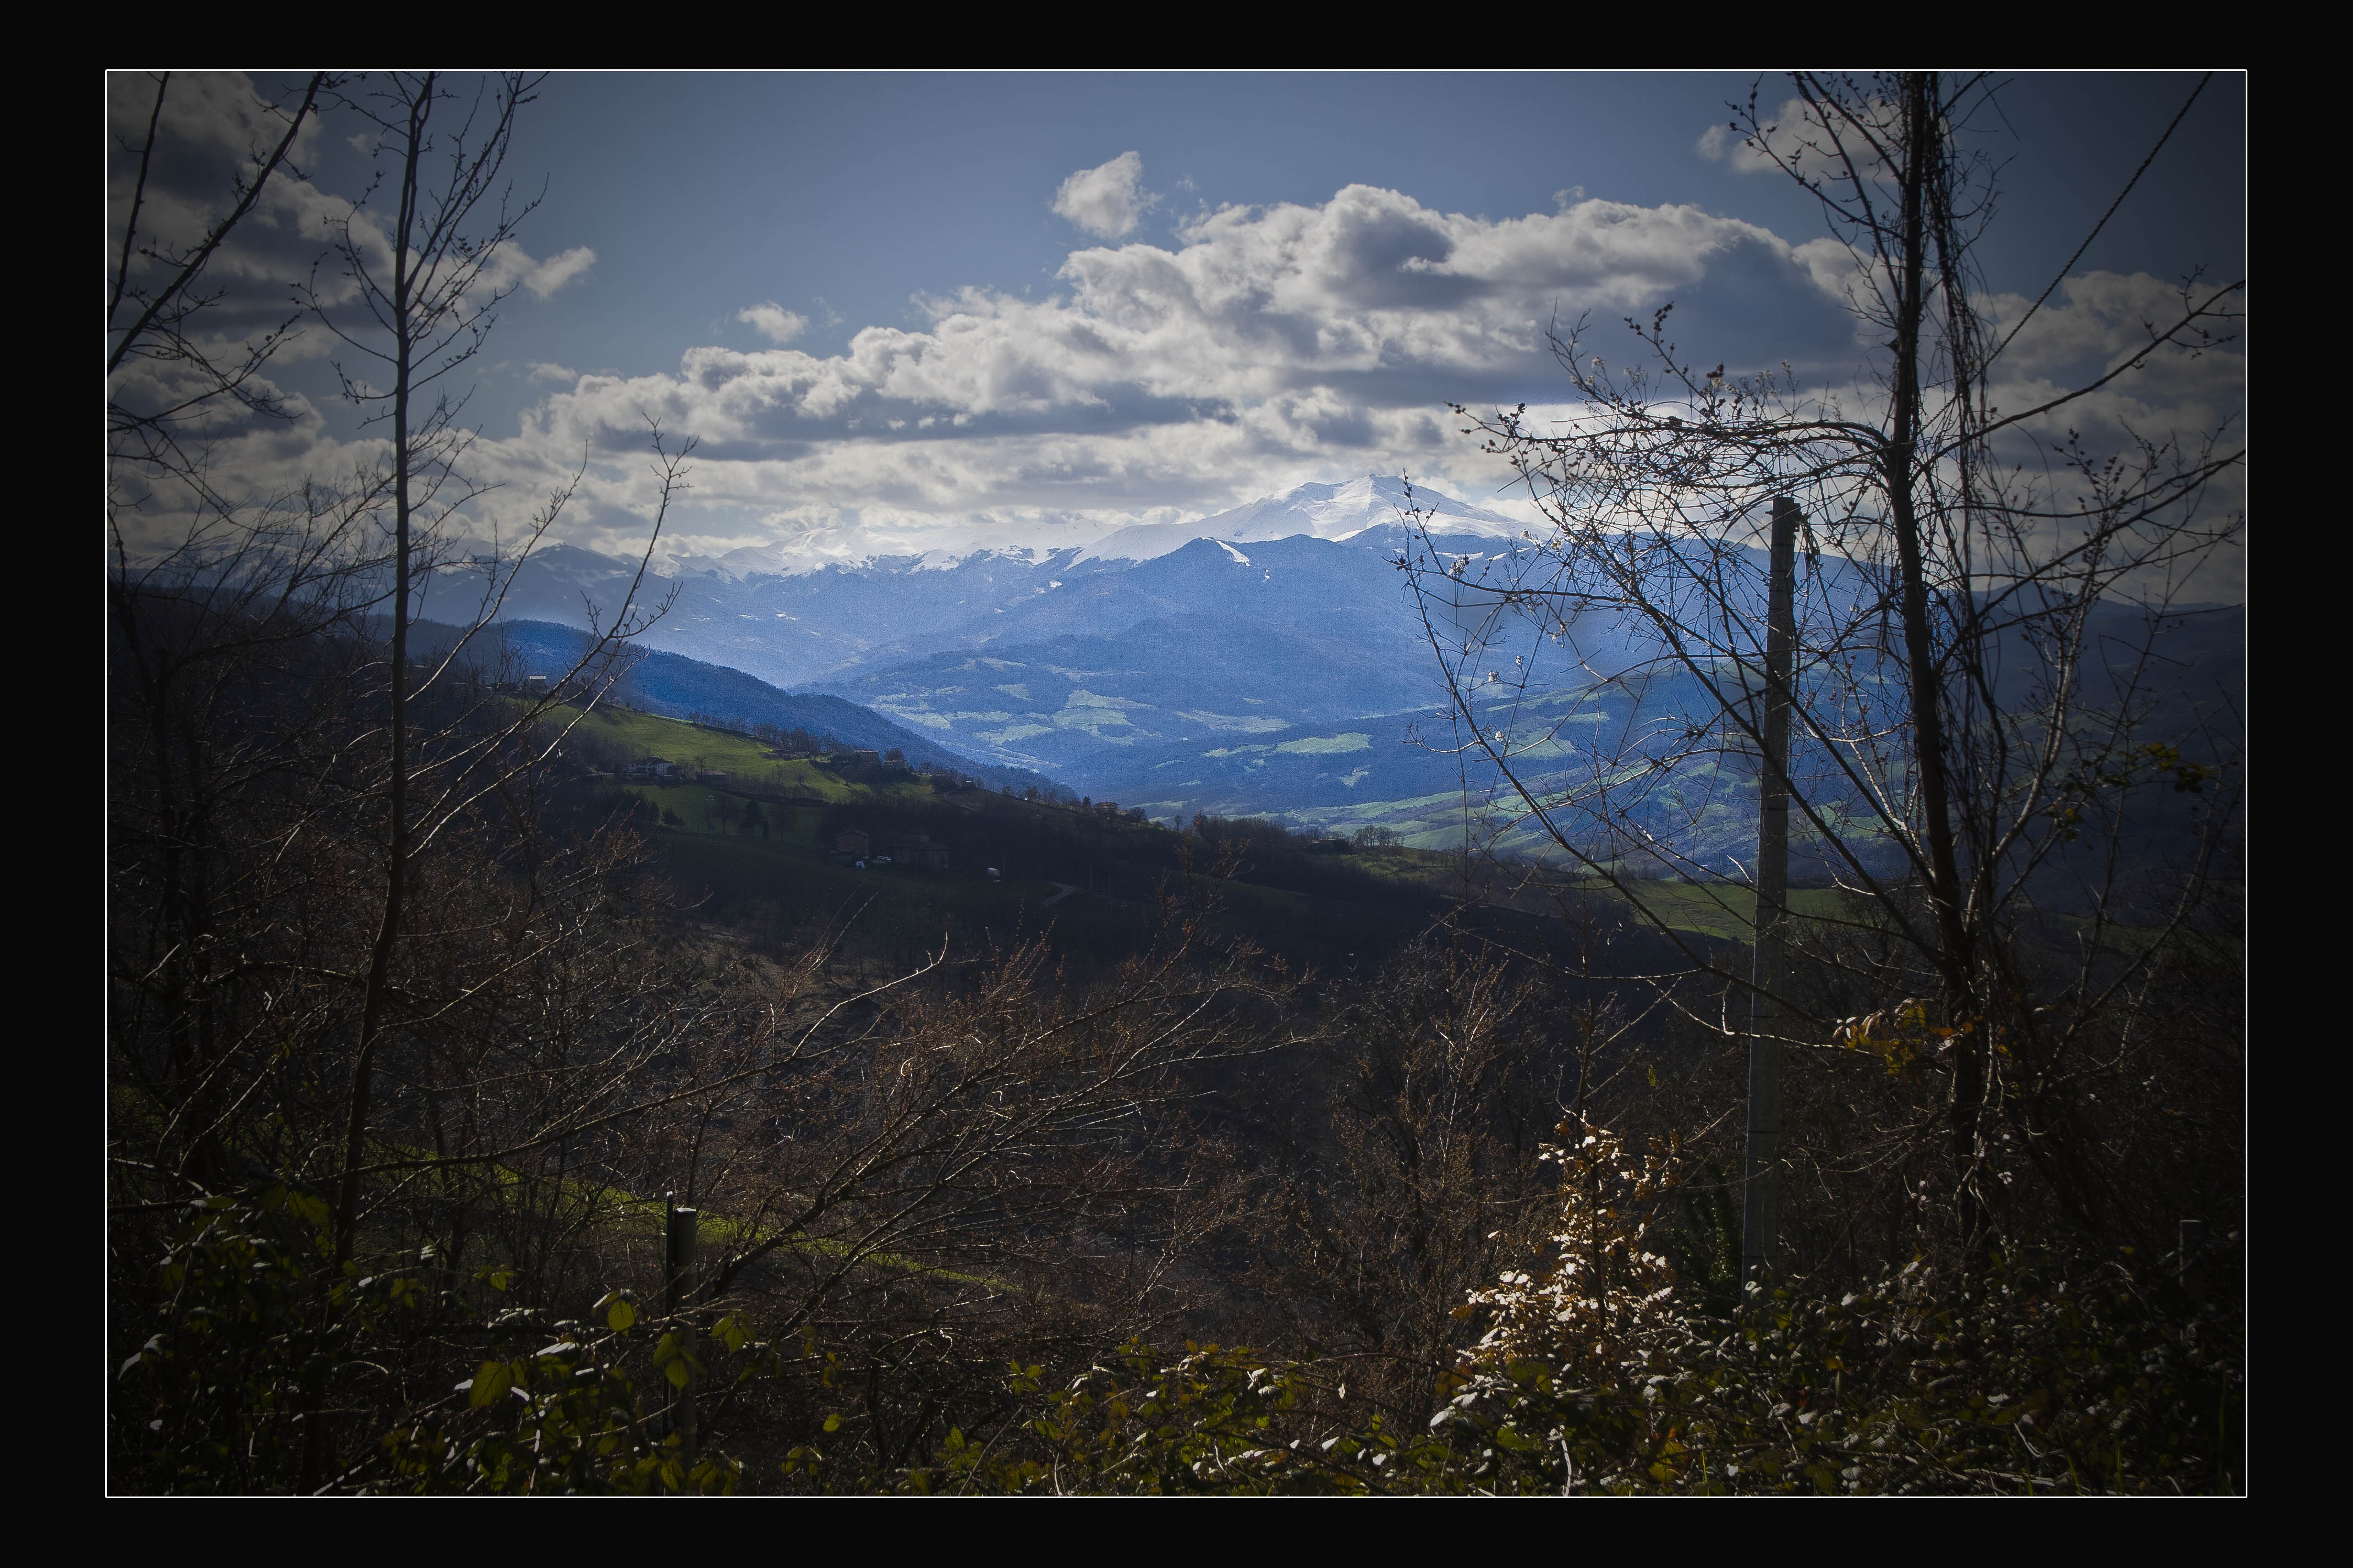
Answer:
[
  {"left": 110, "top": 82, "right": 1852, "bottom": 561},
  {"left": 1980, "top": 271, "right": 2237, "bottom": 379},
  {"left": 108, "top": 74, "right": 339, "bottom": 345},
  {"left": 465, "top": 182, "right": 1879, "bottom": 558},
  {"left": 109, "top": 71, "right": 322, "bottom": 169},
  {"left": 1053, "top": 152, "right": 1157, "bottom": 239},
  {"left": 516, "top": 244, "right": 596, "bottom": 299},
  {"left": 1969, "top": 269, "right": 2247, "bottom": 500},
  {"left": 465, "top": 241, "right": 599, "bottom": 302},
  {"left": 106, "top": 73, "right": 616, "bottom": 564},
  {"left": 534, "top": 184, "right": 1842, "bottom": 460},
  {"left": 108, "top": 71, "right": 597, "bottom": 356},
  {"left": 737, "top": 301, "right": 810, "bottom": 344},
  {"left": 127, "top": 100, "right": 2237, "bottom": 595},
  {"left": 1697, "top": 95, "right": 1894, "bottom": 180}
]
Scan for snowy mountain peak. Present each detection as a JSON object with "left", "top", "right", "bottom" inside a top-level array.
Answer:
[
  {"left": 1080, "top": 474, "right": 1526, "bottom": 563},
  {"left": 665, "top": 535, "right": 1079, "bottom": 582},
  {"left": 650, "top": 474, "right": 1523, "bottom": 580}
]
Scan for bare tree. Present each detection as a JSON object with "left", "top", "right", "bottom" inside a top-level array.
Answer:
[
  {"left": 287, "top": 73, "right": 685, "bottom": 1266},
  {"left": 1243, "top": 937, "right": 1562, "bottom": 1423},
  {"left": 1404, "top": 72, "right": 2244, "bottom": 1268},
  {"left": 105, "top": 76, "right": 697, "bottom": 1488},
  {"left": 627, "top": 913, "right": 1291, "bottom": 1462},
  {"left": 108, "top": 72, "right": 401, "bottom": 1201}
]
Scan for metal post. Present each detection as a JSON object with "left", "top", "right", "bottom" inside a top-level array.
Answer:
[
  {"left": 1741, "top": 497, "right": 1800, "bottom": 1298},
  {"left": 665, "top": 1194, "right": 699, "bottom": 1463}
]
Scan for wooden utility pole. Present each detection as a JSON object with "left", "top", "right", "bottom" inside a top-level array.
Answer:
[
  {"left": 1741, "top": 497, "right": 1800, "bottom": 1296},
  {"left": 665, "top": 1194, "right": 700, "bottom": 1463}
]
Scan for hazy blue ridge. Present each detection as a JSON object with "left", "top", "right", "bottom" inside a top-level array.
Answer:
[{"left": 445, "top": 618, "right": 1067, "bottom": 794}]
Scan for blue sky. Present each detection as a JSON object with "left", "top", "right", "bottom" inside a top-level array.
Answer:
[
  {"left": 119, "top": 71, "right": 2247, "bottom": 563},
  {"left": 484, "top": 72, "right": 2239, "bottom": 361}
]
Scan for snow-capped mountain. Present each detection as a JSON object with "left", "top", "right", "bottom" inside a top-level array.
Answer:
[
  {"left": 1081, "top": 474, "right": 1527, "bottom": 562},
  {"left": 473, "top": 474, "right": 2243, "bottom": 859},
  {"left": 467, "top": 475, "right": 1609, "bottom": 838},
  {"left": 483, "top": 476, "right": 1529, "bottom": 692}
]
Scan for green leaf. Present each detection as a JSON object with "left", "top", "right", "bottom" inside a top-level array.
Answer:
[
  {"left": 470, "top": 1360, "right": 511, "bottom": 1409},
  {"left": 823, "top": 1414, "right": 842, "bottom": 1433},
  {"left": 607, "top": 1298, "right": 637, "bottom": 1333}
]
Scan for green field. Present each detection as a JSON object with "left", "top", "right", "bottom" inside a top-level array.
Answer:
[
  {"left": 623, "top": 783, "right": 828, "bottom": 844},
  {"left": 1593, "top": 880, "right": 1862, "bottom": 942},
  {"left": 558, "top": 705, "right": 873, "bottom": 803}
]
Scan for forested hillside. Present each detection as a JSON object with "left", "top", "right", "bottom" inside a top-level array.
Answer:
[
  {"left": 553, "top": 703, "right": 1470, "bottom": 971},
  {"left": 110, "top": 593, "right": 2241, "bottom": 1493}
]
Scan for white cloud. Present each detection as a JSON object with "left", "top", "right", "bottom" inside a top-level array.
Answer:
[
  {"left": 517, "top": 244, "right": 596, "bottom": 299},
  {"left": 122, "top": 111, "right": 2237, "bottom": 598},
  {"left": 108, "top": 71, "right": 322, "bottom": 167},
  {"left": 473, "top": 183, "right": 1865, "bottom": 557},
  {"left": 1697, "top": 95, "right": 1894, "bottom": 180},
  {"left": 108, "top": 71, "right": 599, "bottom": 377},
  {"left": 1790, "top": 236, "right": 1874, "bottom": 311},
  {"left": 1052, "top": 151, "right": 1157, "bottom": 239},
  {"left": 471, "top": 241, "right": 597, "bottom": 302},
  {"left": 1979, "top": 271, "right": 2238, "bottom": 380},
  {"left": 1970, "top": 271, "right": 2247, "bottom": 524},
  {"left": 810, "top": 187, "right": 1763, "bottom": 419},
  {"left": 737, "top": 301, "right": 810, "bottom": 344}
]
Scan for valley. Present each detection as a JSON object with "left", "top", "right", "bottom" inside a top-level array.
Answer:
[{"left": 480, "top": 474, "right": 2246, "bottom": 871}]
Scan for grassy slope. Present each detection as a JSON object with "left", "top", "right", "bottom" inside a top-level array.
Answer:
[
  {"left": 1593, "top": 882, "right": 1861, "bottom": 942},
  {"left": 562, "top": 705, "right": 864, "bottom": 801}
]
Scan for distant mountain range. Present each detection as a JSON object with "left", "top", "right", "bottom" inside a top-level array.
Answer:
[
  {"left": 464, "top": 476, "right": 1519, "bottom": 692},
  {"left": 457, "top": 475, "right": 1538, "bottom": 829},
  {"left": 468, "top": 475, "right": 2244, "bottom": 853}
]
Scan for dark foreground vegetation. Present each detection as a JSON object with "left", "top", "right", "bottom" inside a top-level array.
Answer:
[{"left": 108, "top": 585, "right": 2240, "bottom": 1495}]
